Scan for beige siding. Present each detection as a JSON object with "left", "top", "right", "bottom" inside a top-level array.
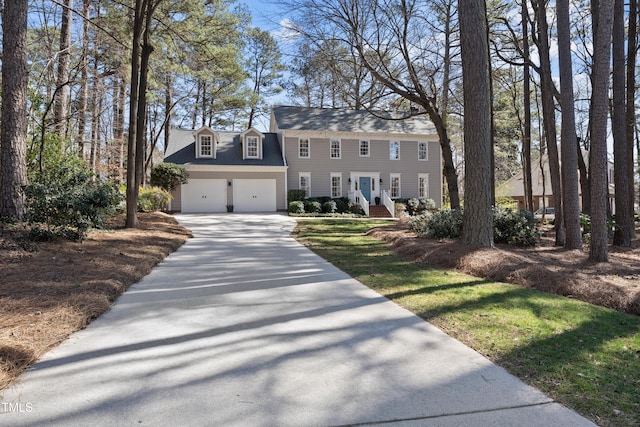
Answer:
[
  {"left": 284, "top": 135, "right": 442, "bottom": 206},
  {"left": 170, "top": 170, "right": 287, "bottom": 212}
]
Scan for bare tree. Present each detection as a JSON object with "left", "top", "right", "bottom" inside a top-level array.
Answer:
[
  {"left": 459, "top": 0, "right": 493, "bottom": 247},
  {"left": 1, "top": 0, "right": 29, "bottom": 219},
  {"left": 556, "top": 0, "right": 582, "bottom": 249},
  {"left": 589, "top": 0, "right": 614, "bottom": 262}
]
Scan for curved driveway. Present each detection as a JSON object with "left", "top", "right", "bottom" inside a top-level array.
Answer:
[{"left": 1, "top": 214, "right": 595, "bottom": 426}]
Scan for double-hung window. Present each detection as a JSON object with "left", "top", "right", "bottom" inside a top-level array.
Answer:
[
  {"left": 390, "top": 174, "right": 401, "bottom": 198},
  {"left": 200, "top": 135, "right": 212, "bottom": 157},
  {"left": 390, "top": 141, "right": 400, "bottom": 160},
  {"left": 359, "top": 140, "right": 370, "bottom": 157},
  {"left": 330, "top": 139, "right": 341, "bottom": 159},
  {"left": 418, "top": 142, "right": 428, "bottom": 160},
  {"left": 299, "top": 173, "right": 311, "bottom": 197},
  {"left": 246, "top": 136, "right": 259, "bottom": 158},
  {"left": 331, "top": 173, "right": 342, "bottom": 197},
  {"left": 299, "top": 138, "right": 310, "bottom": 158},
  {"left": 418, "top": 174, "right": 429, "bottom": 198}
]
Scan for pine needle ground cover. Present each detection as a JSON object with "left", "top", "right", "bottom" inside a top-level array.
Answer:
[{"left": 293, "top": 219, "right": 640, "bottom": 427}]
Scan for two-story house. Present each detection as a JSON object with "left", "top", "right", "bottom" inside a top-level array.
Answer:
[{"left": 164, "top": 105, "right": 442, "bottom": 215}]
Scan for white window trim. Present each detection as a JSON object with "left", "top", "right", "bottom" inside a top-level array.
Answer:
[
  {"left": 330, "top": 172, "right": 342, "bottom": 198},
  {"left": 299, "top": 138, "right": 310, "bottom": 159},
  {"left": 246, "top": 136, "right": 260, "bottom": 159},
  {"left": 418, "top": 173, "right": 429, "bottom": 198},
  {"left": 199, "top": 135, "right": 214, "bottom": 158},
  {"left": 390, "top": 173, "right": 401, "bottom": 198},
  {"left": 390, "top": 141, "right": 400, "bottom": 160},
  {"left": 418, "top": 141, "right": 428, "bottom": 161},
  {"left": 330, "top": 139, "right": 342, "bottom": 159},
  {"left": 299, "top": 172, "right": 311, "bottom": 197},
  {"left": 359, "top": 140, "right": 370, "bottom": 157}
]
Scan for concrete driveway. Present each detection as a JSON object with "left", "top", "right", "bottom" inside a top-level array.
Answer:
[{"left": 1, "top": 214, "right": 595, "bottom": 426}]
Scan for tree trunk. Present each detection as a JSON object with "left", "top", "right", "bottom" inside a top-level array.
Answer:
[
  {"left": 626, "top": 0, "right": 638, "bottom": 238},
  {"left": 76, "top": 0, "right": 90, "bottom": 158},
  {"left": 522, "top": 0, "right": 534, "bottom": 212},
  {"left": 90, "top": 51, "right": 101, "bottom": 175},
  {"left": 135, "top": 0, "right": 156, "bottom": 189},
  {"left": 164, "top": 74, "right": 172, "bottom": 154},
  {"left": 53, "top": 0, "right": 72, "bottom": 139},
  {"left": 459, "top": 0, "right": 493, "bottom": 247},
  {"left": 535, "top": 0, "right": 565, "bottom": 246},
  {"left": 612, "top": 0, "right": 632, "bottom": 247},
  {"left": 556, "top": 0, "right": 582, "bottom": 249},
  {"left": 589, "top": 0, "right": 614, "bottom": 262},
  {"left": 126, "top": 0, "right": 146, "bottom": 228},
  {"left": 0, "top": 1, "right": 28, "bottom": 219}
]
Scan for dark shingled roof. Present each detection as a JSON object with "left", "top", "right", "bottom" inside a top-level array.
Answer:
[
  {"left": 271, "top": 105, "right": 435, "bottom": 134},
  {"left": 164, "top": 129, "right": 285, "bottom": 167}
]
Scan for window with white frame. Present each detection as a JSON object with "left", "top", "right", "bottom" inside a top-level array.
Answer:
[
  {"left": 330, "top": 139, "right": 341, "bottom": 158},
  {"left": 390, "top": 174, "right": 401, "bottom": 198},
  {"left": 418, "top": 173, "right": 429, "bottom": 198},
  {"left": 418, "top": 142, "right": 428, "bottom": 160},
  {"left": 359, "top": 140, "right": 370, "bottom": 157},
  {"left": 331, "top": 173, "right": 342, "bottom": 197},
  {"left": 390, "top": 141, "right": 400, "bottom": 160},
  {"left": 246, "top": 136, "right": 259, "bottom": 158},
  {"left": 299, "top": 173, "right": 311, "bottom": 197},
  {"left": 299, "top": 138, "right": 310, "bottom": 158},
  {"left": 200, "top": 135, "right": 213, "bottom": 157}
]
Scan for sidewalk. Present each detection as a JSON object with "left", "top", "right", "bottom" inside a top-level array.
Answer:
[{"left": 0, "top": 214, "right": 597, "bottom": 426}]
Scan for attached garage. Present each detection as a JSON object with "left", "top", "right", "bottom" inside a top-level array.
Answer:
[
  {"left": 233, "top": 179, "right": 277, "bottom": 212},
  {"left": 181, "top": 179, "right": 227, "bottom": 213}
]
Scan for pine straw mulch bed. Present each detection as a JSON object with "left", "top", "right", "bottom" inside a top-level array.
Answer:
[
  {"left": 368, "top": 220, "right": 640, "bottom": 316},
  {"left": 0, "top": 212, "right": 191, "bottom": 392}
]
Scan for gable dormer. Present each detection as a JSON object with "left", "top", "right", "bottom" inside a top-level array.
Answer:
[
  {"left": 194, "top": 126, "right": 217, "bottom": 159},
  {"left": 241, "top": 128, "right": 264, "bottom": 160}
]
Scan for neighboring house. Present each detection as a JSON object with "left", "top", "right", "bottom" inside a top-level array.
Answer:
[
  {"left": 164, "top": 105, "right": 442, "bottom": 215},
  {"left": 497, "top": 153, "right": 615, "bottom": 213}
]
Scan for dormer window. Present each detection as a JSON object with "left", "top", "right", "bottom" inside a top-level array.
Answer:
[
  {"left": 194, "top": 126, "right": 217, "bottom": 159},
  {"left": 241, "top": 128, "right": 264, "bottom": 160},
  {"left": 246, "top": 136, "right": 259, "bottom": 158}
]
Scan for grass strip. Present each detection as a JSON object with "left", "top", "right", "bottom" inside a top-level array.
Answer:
[{"left": 293, "top": 219, "right": 640, "bottom": 427}]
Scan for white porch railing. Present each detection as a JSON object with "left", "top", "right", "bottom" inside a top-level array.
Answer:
[
  {"left": 352, "top": 190, "right": 370, "bottom": 216},
  {"left": 382, "top": 190, "right": 395, "bottom": 218}
]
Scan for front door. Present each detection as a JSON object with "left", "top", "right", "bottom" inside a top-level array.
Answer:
[{"left": 359, "top": 177, "right": 371, "bottom": 202}]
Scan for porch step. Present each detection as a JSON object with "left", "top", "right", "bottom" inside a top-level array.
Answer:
[{"left": 369, "top": 205, "right": 392, "bottom": 218}]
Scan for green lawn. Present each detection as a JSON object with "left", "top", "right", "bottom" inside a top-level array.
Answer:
[{"left": 293, "top": 220, "right": 640, "bottom": 427}]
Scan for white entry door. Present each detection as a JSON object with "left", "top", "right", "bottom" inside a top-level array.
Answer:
[
  {"left": 233, "top": 179, "right": 277, "bottom": 212},
  {"left": 181, "top": 179, "right": 227, "bottom": 213}
]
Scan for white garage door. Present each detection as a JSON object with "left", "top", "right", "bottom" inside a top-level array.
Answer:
[
  {"left": 181, "top": 179, "right": 227, "bottom": 213},
  {"left": 233, "top": 179, "right": 277, "bottom": 212}
]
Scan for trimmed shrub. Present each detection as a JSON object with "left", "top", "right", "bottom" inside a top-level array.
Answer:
[
  {"left": 322, "top": 200, "right": 337, "bottom": 213},
  {"left": 334, "top": 197, "right": 349, "bottom": 213},
  {"left": 138, "top": 186, "right": 171, "bottom": 212},
  {"left": 288, "top": 201, "right": 305, "bottom": 214},
  {"left": 288, "top": 189, "right": 306, "bottom": 203},
  {"left": 304, "top": 199, "right": 322, "bottom": 213}
]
